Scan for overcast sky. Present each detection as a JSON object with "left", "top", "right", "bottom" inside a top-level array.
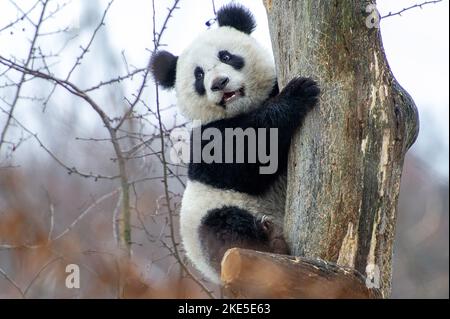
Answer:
[{"left": 0, "top": 0, "right": 448, "bottom": 178}]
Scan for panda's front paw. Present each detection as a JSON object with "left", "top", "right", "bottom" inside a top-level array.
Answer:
[{"left": 279, "top": 77, "right": 320, "bottom": 108}]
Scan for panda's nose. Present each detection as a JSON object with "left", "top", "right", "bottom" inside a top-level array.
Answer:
[{"left": 210, "top": 77, "right": 229, "bottom": 91}]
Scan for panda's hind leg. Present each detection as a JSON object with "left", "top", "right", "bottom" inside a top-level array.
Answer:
[{"left": 199, "top": 206, "right": 289, "bottom": 273}]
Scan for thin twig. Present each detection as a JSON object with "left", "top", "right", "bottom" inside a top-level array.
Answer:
[
  {"left": 382, "top": 0, "right": 443, "bottom": 19},
  {"left": 83, "top": 67, "right": 146, "bottom": 92},
  {"left": 67, "top": 1, "right": 114, "bottom": 80},
  {"left": 52, "top": 189, "right": 120, "bottom": 241},
  {"left": 0, "top": 105, "right": 120, "bottom": 181},
  {"left": 0, "top": 189, "right": 120, "bottom": 250},
  {"left": 0, "top": 54, "right": 133, "bottom": 246},
  {"left": 22, "top": 257, "right": 63, "bottom": 297},
  {"left": 0, "top": 0, "right": 49, "bottom": 154},
  {"left": 151, "top": 0, "right": 214, "bottom": 299},
  {"left": 211, "top": 0, "right": 217, "bottom": 15},
  {"left": 0, "top": 0, "right": 41, "bottom": 33},
  {"left": 113, "top": 0, "right": 179, "bottom": 132},
  {"left": 45, "top": 190, "right": 55, "bottom": 242},
  {"left": 42, "top": 0, "right": 114, "bottom": 110},
  {"left": 0, "top": 267, "right": 24, "bottom": 298}
]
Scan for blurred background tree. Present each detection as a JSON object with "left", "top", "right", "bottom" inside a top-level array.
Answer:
[{"left": 0, "top": 0, "right": 448, "bottom": 298}]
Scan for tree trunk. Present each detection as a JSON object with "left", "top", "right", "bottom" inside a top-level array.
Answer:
[{"left": 264, "top": 0, "right": 419, "bottom": 298}]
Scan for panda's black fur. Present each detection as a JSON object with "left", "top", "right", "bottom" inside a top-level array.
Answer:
[
  {"left": 216, "top": 3, "right": 256, "bottom": 34},
  {"left": 188, "top": 77, "right": 318, "bottom": 195},
  {"left": 150, "top": 4, "right": 320, "bottom": 283},
  {"left": 150, "top": 51, "right": 178, "bottom": 89}
]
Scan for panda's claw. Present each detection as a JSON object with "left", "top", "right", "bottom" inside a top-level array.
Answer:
[
  {"left": 280, "top": 77, "right": 321, "bottom": 104},
  {"left": 268, "top": 76, "right": 320, "bottom": 128}
]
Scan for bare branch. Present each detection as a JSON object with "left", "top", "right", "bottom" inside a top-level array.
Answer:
[
  {"left": 83, "top": 67, "right": 147, "bottom": 93},
  {"left": 113, "top": 0, "right": 180, "bottom": 132},
  {"left": 149, "top": 0, "right": 214, "bottom": 298},
  {"left": 42, "top": 0, "right": 114, "bottom": 110},
  {"left": 0, "top": 188, "right": 120, "bottom": 251},
  {"left": 45, "top": 190, "right": 55, "bottom": 242},
  {"left": 0, "top": 0, "right": 41, "bottom": 33},
  {"left": 211, "top": 0, "right": 217, "bottom": 15},
  {"left": 0, "top": 105, "right": 120, "bottom": 180},
  {"left": 382, "top": 0, "right": 443, "bottom": 19},
  {"left": 0, "top": 0, "right": 49, "bottom": 154},
  {"left": 67, "top": 1, "right": 114, "bottom": 80},
  {"left": 52, "top": 189, "right": 120, "bottom": 241},
  {"left": 23, "top": 257, "right": 63, "bottom": 297},
  {"left": 0, "top": 267, "right": 24, "bottom": 298},
  {"left": 152, "top": 0, "right": 181, "bottom": 49}
]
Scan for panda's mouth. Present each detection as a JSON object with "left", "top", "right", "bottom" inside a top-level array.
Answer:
[{"left": 220, "top": 88, "right": 245, "bottom": 106}]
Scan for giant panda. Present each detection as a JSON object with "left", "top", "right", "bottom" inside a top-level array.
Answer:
[{"left": 150, "top": 4, "right": 320, "bottom": 283}]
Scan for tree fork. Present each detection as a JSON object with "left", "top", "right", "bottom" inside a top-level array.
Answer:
[{"left": 247, "top": 0, "right": 418, "bottom": 298}]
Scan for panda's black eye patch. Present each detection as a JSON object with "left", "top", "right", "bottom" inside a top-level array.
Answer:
[
  {"left": 218, "top": 50, "right": 245, "bottom": 70},
  {"left": 195, "top": 67, "right": 204, "bottom": 80},
  {"left": 194, "top": 66, "right": 206, "bottom": 96}
]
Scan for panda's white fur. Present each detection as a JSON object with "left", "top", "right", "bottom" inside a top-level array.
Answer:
[
  {"left": 175, "top": 26, "right": 275, "bottom": 123},
  {"left": 174, "top": 25, "right": 284, "bottom": 283},
  {"left": 180, "top": 176, "right": 286, "bottom": 283},
  {"left": 150, "top": 4, "right": 320, "bottom": 284}
]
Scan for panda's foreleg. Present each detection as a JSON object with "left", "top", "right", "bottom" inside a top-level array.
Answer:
[
  {"left": 198, "top": 206, "right": 289, "bottom": 273},
  {"left": 240, "top": 77, "right": 320, "bottom": 170},
  {"left": 256, "top": 77, "right": 320, "bottom": 132},
  {"left": 187, "top": 78, "right": 319, "bottom": 194}
]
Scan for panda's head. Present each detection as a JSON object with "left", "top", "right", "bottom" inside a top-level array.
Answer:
[{"left": 151, "top": 4, "right": 276, "bottom": 123}]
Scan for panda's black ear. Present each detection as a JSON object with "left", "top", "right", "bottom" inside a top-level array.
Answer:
[
  {"left": 217, "top": 4, "right": 256, "bottom": 34},
  {"left": 150, "top": 51, "right": 178, "bottom": 89}
]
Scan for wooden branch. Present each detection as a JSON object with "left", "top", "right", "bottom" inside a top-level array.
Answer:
[{"left": 221, "top": 248, "right": 381, "bottom": 299}]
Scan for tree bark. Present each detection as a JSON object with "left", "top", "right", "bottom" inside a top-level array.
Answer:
[
  {"left": 221, "top": 248, "right": 381, "bottom": 299},
  {"left": 264, "top": 0, "right": 419, "bottom": 298}
]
